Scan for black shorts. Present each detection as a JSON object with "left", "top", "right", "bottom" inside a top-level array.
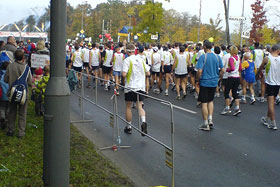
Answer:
[
  {"left": 83, "top": 62, "right": 89, "bottom": 68},
  {"left": 73, "top": 66, "right": 82, "bottom": 72},
  {"left": 222, "top": 79, "right": 228, "bottom": 86},
  {"left": 91, "top": 65, "right": 99, "bottom": 71},
  {"left": 125, "top": 91, "right": 145, "bottom": 102},
  {"left": 224, "top": 77, "right": 240, "bottom": 99},
  {"left": 266, "top": 84, "right": 280, "bottom": 97},
  {"left": 175, "top": 73, "right": 187, "bottom": 78},
  {"left": 102, "top": 66, "right": 112, "bottom": 74},
  {"left": 151, "top": 71, "right": 160, "bottom": 76},
  {"left": 198, "top": 86, "right": 216, "bottom": 103},
  {"left": 66, "top": 60, "right": 71, "bottom": 68},
  {"left": 163, "top": 65, "right": 172, "bottom": 74}
]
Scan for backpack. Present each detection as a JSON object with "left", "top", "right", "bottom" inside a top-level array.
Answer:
[
  {"left": 0, "top": 70, "right": 9, "bottom": 101},
  {"left": 9, "top": 65, "right": 30, "bottom": 105}
]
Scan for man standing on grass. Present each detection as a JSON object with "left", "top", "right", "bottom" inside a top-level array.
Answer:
[
  {"left": 4, "top": 49, "right": 32, "bottom": 138},
  {"left": 196, "top": 40, "right": 224, "bottom": 131}
]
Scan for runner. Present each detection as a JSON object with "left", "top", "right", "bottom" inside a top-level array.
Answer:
[
  {"left": 254, "top": 42, "right": 265, "bottom": 102},
  {"left": 221, "top": 46, "right": 242, "bottom": 116},
  {"left": 82, "top": 43, "right": 91, "bottom": 88},
  {"left": 172, "top": 46, "right": 189, "bottom": 99},
  {"left": 122, "top": 44, "right": 150, "bottom": 135},
  {"left": 161, "top": 46, "right": 174, "bottom": 96},
  {"left": 151, "top": 46, "right": 161, "bottom": 94},
  {"left": 241, "top": 52, "right": 256, "bottom": 104},
  {"left": 89, "top": 43, "right": 101, "bottom": 87},
  {"left": 143, "top": 44, "right": 152, "bottom": 94},
  {"left": 259, "top": 44, "right": 280, "bottom": 130},
  {"left": 103, "top": 43, "right": 114, "bottom": 91},
  {"left": 71, "top": 44, "right": 83, "bottom": 87},
  {"left": 112, "top": 45, "right": 125, "bottom": 95},
  {"left": 196, "top": 40, "right": 224, "bottom": 131}
]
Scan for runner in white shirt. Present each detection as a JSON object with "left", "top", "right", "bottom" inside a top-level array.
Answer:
[
  {"left": 254, "top": 42, "right": 266, "bottom": 102},
  {"left": 122, "top": 44, "right": 150, "bottom": 135},
  {"left": 151, "top": 47, "right": 161, "bottom": 93},
  {"left": 82, "top": 44, "right": 91, "bottom": 87},
  {"left": 89, "top": 43, "right": 101, "bottom": 87},
  {"left": 103, "top": 43, "right": 114, "bottom": 91},
  {"left": 143, "top": 45, "right": 152, "bottom": 94},
  {"left": 259, "top": 44, "right": 280, "bottom": 130},
  {"left": 172, "top": 46, "right": 189, "bottom": 99},
  {"left": 112, "top": 46, "right": 125, "bottom": 95},
  {"left": 161, "top": 46, "right": 174, "bottom": 96},
  {"left": 71, "top": 45, "right": 83, "bottom": 86}
]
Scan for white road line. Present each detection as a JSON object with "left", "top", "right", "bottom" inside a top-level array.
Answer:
[{"left": 160, "top": 102, "right": 197, "bottom": 114}]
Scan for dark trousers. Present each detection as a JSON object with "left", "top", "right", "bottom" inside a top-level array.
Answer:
[{"left": 7, "top": 101, "right": 28, "bottom": 136}]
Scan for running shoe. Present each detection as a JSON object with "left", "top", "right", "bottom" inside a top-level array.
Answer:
[
  {"left": 86, "top": 84, "right": 91, "bottom": 88},
  {"left": 171, "top": 83, "right": 176, "bottom": 91},
  {"left": 250, "top": 98, "right": 256, "bottom": 105},
  {"left": 198, "top": 124, "right": 210, "bottom": 131},
  {"left": 221, "top": 108, "right": 231, "bottom": 115},
  {"left": 259, "top": 97, "right": 265, "bottom": 103},
  {"left": 214, "top": 93, "right": 220, "bottom": 98},
  {"left": 104, "top": 86, "right": 108, "bottom": 91},
  {"left": 208, "top": 120, "right": 214, "bottom": 129},
  {"left": 275, "top": 97, "right": 280, "bottom": 105},
  {"left": 240, "top": 98, "right": 247, "bottom": 104},
  {"left": 124, "top": 126, "right": 132, "bottom": 134},
  {"left": 267, "top": 123, "right": 278, "bottom": 130},
  {"left": 116, "top": 90, "right": 120, "bottom": 96},
  {"left": 182, "top": 92, "right": 187, "bottom": 99},
  {"left": 165, "top": 90, "right": 168, "bottom": 96},
  {"left": 176, "top": 95, "right": 181, "bottom": 100},
  {"left": 233, "top": 109, "right": 241, "bottom": 116},
  {"left": 141, "top": 122, "right": 148, "bottom": 136},
  {"left": 196, "top": 102, "right": 202, "bottom": 108},
  {"left": 261, "top": 117, "right": 269, "bottom": 126}
]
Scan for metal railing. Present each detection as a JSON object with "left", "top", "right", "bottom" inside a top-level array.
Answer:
[{"left": 69, "top": 69, "right": 197, "bottom": 187}]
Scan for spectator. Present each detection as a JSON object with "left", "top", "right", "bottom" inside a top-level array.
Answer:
[
  {"left": 1, "top": 36, "right": 17, "bottom": 63},
  {"left": 31, "top": 67, "right": 43, "bottom": 116},
  {"left": 4, "top": 49, "right": 32, "bottom": 138},
  {"left": 0, "top": 62, "right": 10, "bottom": 130},
  {"left": 34, "top": 65, "right": 50, "bottom": 116}
]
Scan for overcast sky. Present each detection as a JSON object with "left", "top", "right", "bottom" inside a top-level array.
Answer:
[{"left": 0, "top": 0, "right": 279, "bottom": 32}]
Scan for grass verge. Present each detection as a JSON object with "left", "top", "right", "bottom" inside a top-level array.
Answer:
[{"left": 0, "top": 100, "right": 134, "bottom": 187}]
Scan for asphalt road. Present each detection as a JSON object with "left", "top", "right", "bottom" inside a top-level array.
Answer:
[{"left": 70, "top": 80, "right": 280, "bottom": 187}]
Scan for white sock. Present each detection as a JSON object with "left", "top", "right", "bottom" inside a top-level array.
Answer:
[
  {"left": 204, "top": 120, "right": 208, "bottom": 125},
  {"left": 226, "top": 106, "right": 230, "bottom": 110},
  {"left": 208, "top": 115, "right": 213, "bottom": 121},
  {"left": 272, "top": 120, "right": 276, "bottom": 126},
  {"left": 141, "top": 116, "right": 146, "bottom": 123},
  {"left": 235, "top": 105, "right": 239, "bottom": 110}
]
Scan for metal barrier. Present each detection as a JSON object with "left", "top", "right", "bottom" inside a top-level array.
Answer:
[{"left": 69, "top": 69, "right": 197, "bottom": 187}]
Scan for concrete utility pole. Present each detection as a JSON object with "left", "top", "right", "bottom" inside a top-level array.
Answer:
[
  {"left": 240, "top": 0, "right": 245, "bottom": 47},
  {"left": 43, "top": 0, "right": 70, "bottom": 186},
  {"left": 197, "top": 0, "right": 202, "bottom": 43}
]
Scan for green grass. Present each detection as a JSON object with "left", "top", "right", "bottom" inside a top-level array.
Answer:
[{"left": 0, "top": 101, "right": 134, "bottom": 187}]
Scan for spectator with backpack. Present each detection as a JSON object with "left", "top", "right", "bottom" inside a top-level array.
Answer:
[
  {"left": 0, "top": 62, "right": 10, "bottom": 130},
  {"left": 4, "top": 49, "right": 32, "bottom": 138}
]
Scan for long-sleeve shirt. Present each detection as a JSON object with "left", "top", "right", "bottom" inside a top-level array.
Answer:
[{"left": 226, "top": 55, "right": 242, "bottom": 78}]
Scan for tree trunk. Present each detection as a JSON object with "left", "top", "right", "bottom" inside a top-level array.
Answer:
[{"left": 223, "top": 0, "right": 230, "bottom": 45}]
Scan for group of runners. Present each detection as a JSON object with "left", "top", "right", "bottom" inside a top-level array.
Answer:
[{"left": 66, "top": 39, "right": 280, "bottom": 133}]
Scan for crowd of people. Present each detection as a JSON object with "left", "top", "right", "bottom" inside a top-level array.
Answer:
[
  {"left": 0, "top": 35, "right": 279, "bottom": 138},
  {"left": 66, "top": 39, "right": 280, "bottom": 133},
  {"left": 0, "top": 36, "right": 50, "bottom": 138}
]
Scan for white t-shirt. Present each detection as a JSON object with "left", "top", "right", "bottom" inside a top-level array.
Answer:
[
  {"left": 103, "top": 49, "right": 114, "bottom": 67},
  {"left": 73, "top": 51, "right": 83, "bottom": 67},
  {"left": 90, "top": 48, "right": 100, "bottom": 67},
  {"left": 161, "top": 51, "right": 174, "bottom": 66},
  {"left": 113, "top": 52, "right": 124, "bottom": 72},
  {"left": 222, "top": 53, "right": 231, "bottom": 79},
  {"left": 196, "top": 49, "right": 205, "bottom": 60},
  {"left": 254, "top": 49, "right": 264, "bottom": 68},
  {"left": 175, "top": 53, "right": 188, "bottom": 75},
  {"left": 151, "top": 52, "right": 161, "bottom": 72},
  {"left": 137, "top": 54, "right": 147, "bottom": 64},
  {"left": 143, "top": 50, "right": 152, "bottom": 65},
  {"left": 265, "top": 54, "right": 280, "bottom": 85},
  {"left": 82, "top": 48, "right": 90, "bottom": 63},
  {"left": 122, "top": 55, "right": 150, "bottom": 93}
]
